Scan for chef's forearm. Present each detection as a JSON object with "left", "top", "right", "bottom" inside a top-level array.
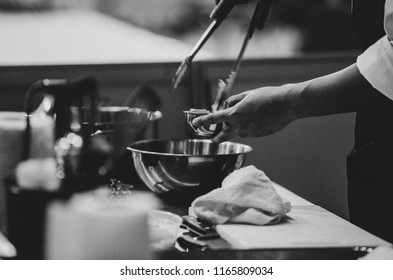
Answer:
[{"left": 289, "top": 63, "right": 374, "bottom": 120}]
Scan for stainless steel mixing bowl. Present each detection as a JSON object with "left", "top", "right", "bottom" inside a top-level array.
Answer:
[{"left": 127, "top": 139, "right": 252, "bottom": 204}]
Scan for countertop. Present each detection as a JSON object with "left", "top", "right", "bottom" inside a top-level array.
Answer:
[
  {"left": 160, "top": 183, "right": 391, "bottom": 259},
  {"left": 1, "top": 182, "right": 391, "bottom": 260}
]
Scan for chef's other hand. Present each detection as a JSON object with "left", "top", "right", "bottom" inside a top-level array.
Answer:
[
  {"left": 211, "top": 0, "right": 251, "bottom": 21},
  {"left": 192, "top": 85, "right": 298, "bottom": 143}
]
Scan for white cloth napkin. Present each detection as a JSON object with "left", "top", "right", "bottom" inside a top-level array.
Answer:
[{"left": 191, "top": 165, "right": 291, "bottom": 225}]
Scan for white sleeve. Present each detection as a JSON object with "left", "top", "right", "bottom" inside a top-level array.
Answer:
[{"left": 356, "top": 0, "right": 393, "bottom": 101}]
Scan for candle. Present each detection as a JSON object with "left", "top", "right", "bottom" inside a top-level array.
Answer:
[{"left": 45, "top": 190, "right": 159, "bottom": 260}]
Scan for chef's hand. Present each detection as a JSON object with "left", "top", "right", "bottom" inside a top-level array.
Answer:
[{"left": 192, "top": 85, "right": 298, "bottom": 143}]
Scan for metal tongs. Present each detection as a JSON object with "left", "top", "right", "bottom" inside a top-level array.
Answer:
[
  {"left": 171, "top": 0, "right": 272, "bottom": 93},
  {"left": 170, "top": 0, "right": 240, "bottom": 92},
  {"left": 212, "top": 0, "right": 264, "bottom": 112},
  {"left": 183, "top": 0, "right": 272, "bottom": 137}
]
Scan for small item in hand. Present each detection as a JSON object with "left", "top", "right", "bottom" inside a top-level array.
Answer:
[
  {"left": 183, "top": 108, "right": 222, "bottom": 138},
  {"left": 183, "top": 108, "right": 210, "bottom": 117},
  {"left": 191, "top": 165, "right": 291, "bottom": 225}
]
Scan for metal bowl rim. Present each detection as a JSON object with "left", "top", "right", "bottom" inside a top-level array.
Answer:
[{"left": 127, "top": 138, "right": 253, "bottom": 157}]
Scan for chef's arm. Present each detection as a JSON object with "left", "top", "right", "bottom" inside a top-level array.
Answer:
[
  {"left": 192, "top": 63, "right": 377, "bottom": 142},
  {"left": 290, "top": 63, "right": 375, "bottom": 119}
]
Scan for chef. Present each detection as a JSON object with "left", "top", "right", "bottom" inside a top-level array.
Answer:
[{"left": 194, "top": 0, "right": 393, "bottom": 244}]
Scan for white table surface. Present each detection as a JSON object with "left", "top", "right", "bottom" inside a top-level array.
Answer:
[
  {"left": 217, "top": 183, "right": 391, "bottom": 249},
  {"left": 1, "top": 183, "right": 391, "bottom": 258}
]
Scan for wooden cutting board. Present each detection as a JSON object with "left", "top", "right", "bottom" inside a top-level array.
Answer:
[{"left": 216, "top": 205, "right": 391, "bottom": 249}]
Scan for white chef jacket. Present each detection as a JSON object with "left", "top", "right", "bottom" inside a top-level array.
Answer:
[{"left": 357, "top": 0, "right": 393, "bottom": 100}]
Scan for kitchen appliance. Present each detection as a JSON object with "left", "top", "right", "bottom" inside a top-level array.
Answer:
[
  {"left": 85, "top": 106, "right": 161, "bottom": 150},
  {"left": 84, "top": 105, "right": 162, "bottom": 184}
]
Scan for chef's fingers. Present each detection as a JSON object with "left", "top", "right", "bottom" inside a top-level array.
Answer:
[
  {"left": 212, "top": 125, "right": 237, "bottom": 143},
  {"left": 226, "top": 92, "right": 249, "bottom": 107},
  {"left": 192, "top": 109, "right": 229, "bottom": 126}
]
